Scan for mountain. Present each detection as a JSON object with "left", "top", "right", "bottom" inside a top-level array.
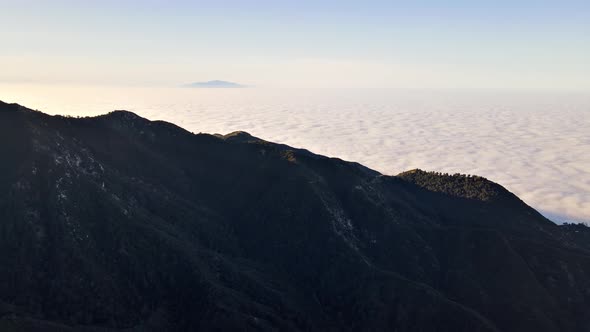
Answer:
[
  {"left": 185, "top": 80, "right": 245, "bottom": 88},
  {"left": 1, "top": 100, "right": 590, "bottom": 331}
]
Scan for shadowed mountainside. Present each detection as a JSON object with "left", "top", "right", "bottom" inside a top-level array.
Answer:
[{"left": 1, "top": 100, "right": 589, "bottom": 331}]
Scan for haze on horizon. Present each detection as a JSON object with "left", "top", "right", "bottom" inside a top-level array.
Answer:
[{"left": 1, "top": 0, "right": 589, "bottom": 89}]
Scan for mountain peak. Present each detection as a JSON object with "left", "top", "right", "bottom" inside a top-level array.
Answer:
[
  {"left": 186, "top": 80, "right": 246, "bottom": 88},
  {"left": 0, "top": 100, "right": 25, "bottom": 113},
  {"left": 397, "top": 168, "right": 506, "bottom": 201},
  {"left": 104, "top": 109, "right": 143, "bottom": 119},
  {"left": 218, "top": 131, "right": 261, "bottom": 143}
]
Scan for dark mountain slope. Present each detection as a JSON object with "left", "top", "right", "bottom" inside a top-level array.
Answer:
[{"left": 0, "top": 101, "right": 589, "bottom": 331}]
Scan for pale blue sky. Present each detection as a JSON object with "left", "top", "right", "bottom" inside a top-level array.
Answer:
[{"left": 1, "top": 0, "right": 589, "bottom": 88}]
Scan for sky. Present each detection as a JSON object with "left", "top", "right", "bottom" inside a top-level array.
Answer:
[{"left": 1, "top": 0, "right": 589, "bottom": 89}]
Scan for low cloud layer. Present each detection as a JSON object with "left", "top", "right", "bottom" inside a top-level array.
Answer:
[{"left": 3, "top": 85, "right": 589, "bottom": 224}]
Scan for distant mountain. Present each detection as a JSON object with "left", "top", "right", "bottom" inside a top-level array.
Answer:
[
  {"left": 185, "top": 80, "right": 246, "bottom": 88},
  {"left": 1, "top": 100, "right": 590, "bottom": 331}
]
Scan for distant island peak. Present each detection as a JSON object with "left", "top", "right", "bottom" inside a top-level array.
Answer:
[{"left": 185, "top": 80, "right": 246, "bottom": 88}]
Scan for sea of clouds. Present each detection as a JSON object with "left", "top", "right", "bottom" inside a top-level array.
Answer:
[{"left": 2, "top": 85, "right": 589, "bottom": 224}]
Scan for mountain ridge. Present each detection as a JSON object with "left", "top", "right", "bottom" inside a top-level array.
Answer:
[{"left": 1, "top": 101, "right": 589, "bottom": 332}]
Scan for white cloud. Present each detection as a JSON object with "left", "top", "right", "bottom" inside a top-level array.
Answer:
[{"left": 2, "top": 84, "right": 589, "bottom": 224}]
